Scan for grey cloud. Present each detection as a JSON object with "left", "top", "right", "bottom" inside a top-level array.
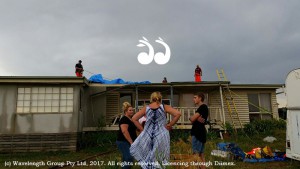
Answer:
[{"left": 1, "top": 0, "right": 300, "bottom": 83}]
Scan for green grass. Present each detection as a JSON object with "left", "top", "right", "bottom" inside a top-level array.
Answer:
[
  {"left": 0, "top": 146, "right": 115, "bottom": 169},
  {"left": 1, "top": 129, "right": 300, "bottom": 169},
  {"left": 168, "top": 129, "right": 300, "bottom": 169},
  {"left": 202, "top": 129, "right": 300, "bottom": 169}
]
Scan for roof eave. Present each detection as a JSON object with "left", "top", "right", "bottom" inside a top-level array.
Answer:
[{"left": 0, "top": 76, "right": 89, "bottom": 85}]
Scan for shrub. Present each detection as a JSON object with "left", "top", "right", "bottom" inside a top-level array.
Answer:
[
  {"left": 243, "top": 123, "right": 257, "bottom": 135},
  {"left": 207, "top": 130, "right": 219, "bottom": 140},
  {"left": 170, "top": 129, "right": 190, "bottom": 142},
  {"left": 275, "top": 119, "right": 286, "bottom": 130},
  {"left": 253, "top": 120, "right": 273, "bottom": 133},
  {"left": 243, "top": 119, "right": 286, "bottom": 135},
  {"left": 80, "top": 131, "right": 118, "bottom": 148},
  {"left": 225, "top": 122, "right": 235, "bottom": 135}
]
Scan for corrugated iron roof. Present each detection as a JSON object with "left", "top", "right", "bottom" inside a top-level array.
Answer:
[
  {"left": 0, "top": 76, "right": 89, "bottom": 85},
  {"left": 0, "top": 76, "right": 283, "bottom": 89}
]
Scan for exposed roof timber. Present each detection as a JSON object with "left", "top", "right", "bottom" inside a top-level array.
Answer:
[
  {"left": 124, "top": 81, "right": 230, "bottom": 88},
  {"left": 123, "top": 82, "right": 282, "bottom": 89},
  {"left": 0, "top": 76, "right": 89, "bottom": 85},
  {"left": 228, "top": 84, "right": 283, "bottom": 89},
  {"left": 87, "top": 82, "right": 228, "bottom": 88},
  {"left": 0, "top": 76, "right": 283, "bottom": 89},
  {"left": 69, "top": 81, "right": 284, "bottom": 89}
]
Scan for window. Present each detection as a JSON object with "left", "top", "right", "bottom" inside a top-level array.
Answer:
[
  {"left": 180, "top": 93, "right": 208, "bottom": 107},
  {"left": 17, "top": 87, "right": 74, "bottom": 113},
  {"left": 181, "top": 94, "right": 195, "bottom": 107},
  {"left": 247, "top": 93, "right": 272, "bottom": 122},
  {"left": 137, "top": 100, "right": 150, "bottom": 108}
]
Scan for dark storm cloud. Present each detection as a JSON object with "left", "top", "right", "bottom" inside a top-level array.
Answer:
[{"left": 0, "top": 0, "right": 300, "bottom": 83}]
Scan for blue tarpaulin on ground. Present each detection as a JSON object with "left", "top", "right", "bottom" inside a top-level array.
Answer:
[
  {"left": 217, "top": 142, "right": 246, "bottom": 160},
  {"left": 243, "top": 152, "right": 286, "bottom": 162},
  {"left": 215, "top": 142, "right": 286, "bottom": 163},
  {"left": 89, "top": 74, "right": 151, "bottom": 84}
]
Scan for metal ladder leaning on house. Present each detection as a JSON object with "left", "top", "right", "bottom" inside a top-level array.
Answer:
[{"left": 216, "top": 69, "right": 243, "bottom": 133}]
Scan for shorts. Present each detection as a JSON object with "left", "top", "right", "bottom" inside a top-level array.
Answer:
[
  {"left": 76, "top": 72, "right": 83, "bottom": 77},
  {"left": 195, "top": 75, "right": 201, "bottom": 82},
  {"left": 192, "top": 136, "right": 205, "bottom": 154}
]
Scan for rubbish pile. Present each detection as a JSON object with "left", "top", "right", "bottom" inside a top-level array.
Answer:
[
  {"left": 211, "top": 142, "right": 286, "bottom": 163},
  {"left": 211, "top": 142, "right": 245, "bottom": 160},
  {"left": 263, "top": 136, "right": 277, "bottom": 143},
  {"left": 244, "top": 146, "right": 286, "bottom": 162}
]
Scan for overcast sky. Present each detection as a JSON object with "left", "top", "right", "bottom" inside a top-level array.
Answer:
[{"left": 1, "top": 0, "right": 299, "bottom": 86}]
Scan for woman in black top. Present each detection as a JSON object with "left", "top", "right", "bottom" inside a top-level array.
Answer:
[{"left": 116, "top": 102, "right": 137, "bottom": 169}]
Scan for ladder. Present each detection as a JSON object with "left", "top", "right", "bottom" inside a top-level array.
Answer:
[
  {"left": 216, "top": 69, "right": 228, "bottom": 81},
  {"left": 216, "top": 69, "right": 243, "bottom": 132}
]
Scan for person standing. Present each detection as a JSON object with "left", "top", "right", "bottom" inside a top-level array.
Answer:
[
  {"left": 75, "top": 60, "right": 84, "bottom": 77},
  {"left": 130, "top": 92, "right": 181, "bottom": 169},
  {"left": 116, "top": 102, "right": 137, "bottom": 169},
  {"left": 162, "top": 77, "right": 168, "bottom": 83},
  {"left": 189, "top": 92, "right": 208, "bottom": 169},
  {"left": 194, "top": 65, "right": 202, "bottom": 82}
]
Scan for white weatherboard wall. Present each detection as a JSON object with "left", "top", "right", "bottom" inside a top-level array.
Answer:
[{"left": 286, "top": 68, "right": 300, "bottom": 161}]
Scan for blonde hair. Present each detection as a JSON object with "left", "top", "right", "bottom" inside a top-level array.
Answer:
[
  {"left": 122, "top": 102, "right": 132, "bottom": 113},
  {"left": 150, "top": 92, "right": 162, "bottom": 103}
]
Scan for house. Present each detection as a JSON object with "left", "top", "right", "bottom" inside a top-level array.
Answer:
[
  {"left": 0, "top": 76, "right": 89, "bottom": 152},
  {"left": 86, "top": 81, "right": 282, "bottom": 131},
  {"left": 0, "top": 76, "right": 282, "bottom": 152}
]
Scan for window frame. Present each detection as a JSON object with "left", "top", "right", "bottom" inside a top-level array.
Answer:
[
  {"left": 247, "top": 92, "right": 273, "bottom": 121},
  {"left": 16, "top": 87, "right": 74, "bottom": 114}
]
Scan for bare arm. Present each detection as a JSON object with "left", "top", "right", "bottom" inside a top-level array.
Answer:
[
  {"left": 189, "top": 113, "right": 200, "bottom": 123},
  {"left": 190, "top": 113, "right": 205, "bottom": 123},
  {"left": 132, "top": 106, "right": 146, "bottom": 132},
  {"left": 164, "top": 105, "right": 181, "bottom": 129},
  {"left": 120, "top": 124, "right": 133, "bottom": 144},
  {"left": 197, "top": 115, "right": 205, "bottom": 123}
]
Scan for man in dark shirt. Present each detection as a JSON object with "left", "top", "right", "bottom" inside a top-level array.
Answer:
[
  {"left": 189, "top": 92, "right": 208, "bottom": 169},
  {"left": 75, "top": 60, "right": 84, "bottom": 77}
]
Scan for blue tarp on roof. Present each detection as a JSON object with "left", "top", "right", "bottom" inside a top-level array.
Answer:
[{"left": 89, "top": 74, "right": 151, "bottom": 84}]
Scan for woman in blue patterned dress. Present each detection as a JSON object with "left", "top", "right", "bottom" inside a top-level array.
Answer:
[{"left": 130, "top": 92, "right": 181, "bottom": 169}]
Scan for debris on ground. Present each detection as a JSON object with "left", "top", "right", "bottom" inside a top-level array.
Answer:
[{"left": 263, "top": 136, "right": 277, "bottom": 143}]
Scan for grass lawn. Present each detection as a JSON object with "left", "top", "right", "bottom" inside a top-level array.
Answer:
[{"left": 1, "top": 129, "right": 300, "bottom": 169}]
